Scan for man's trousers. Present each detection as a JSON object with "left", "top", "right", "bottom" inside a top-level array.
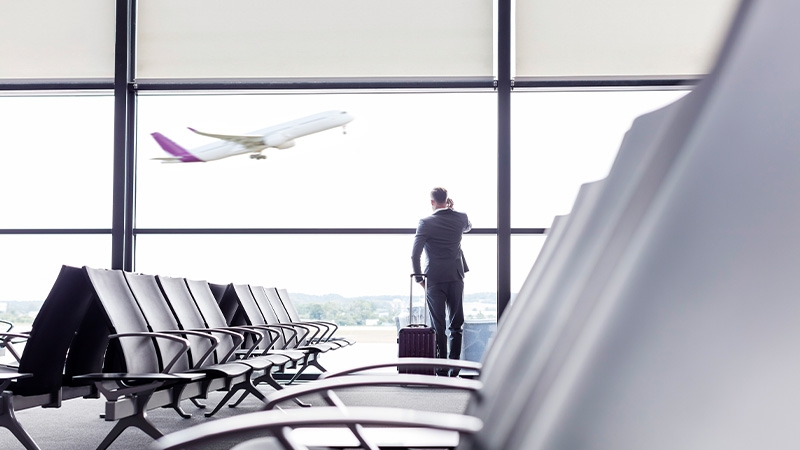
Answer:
[{"left": 425, "top": 279, "right": 465, "bottom": 363}]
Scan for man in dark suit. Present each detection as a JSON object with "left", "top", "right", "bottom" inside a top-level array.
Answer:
[{"left": 411, "top": 187, "right": 471, "bottom": 375}]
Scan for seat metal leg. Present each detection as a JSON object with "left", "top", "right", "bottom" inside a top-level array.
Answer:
[
  {"left": 253, "top": 371, "right": 311, "bottom": 408},
  {"left": 170, "top": 402, "right": 192, "bottom": 419},
  {"left": 0, "top": 393, "right": 41, "bottom": 450},
  {"left": 95, "top": 394, "right": 162, "bottom": 450}
]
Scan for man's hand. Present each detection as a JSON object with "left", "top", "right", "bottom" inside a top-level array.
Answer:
[
  {"left": 419, "top": 280, "right": 426, "bottom": 289},
  {"left": 446, "top": 198, "right": 454, "bottom": 209}
]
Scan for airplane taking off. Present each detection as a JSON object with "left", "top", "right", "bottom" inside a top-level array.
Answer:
[{"left": 151, "top": 110, "right": 354, "bottom": 163}]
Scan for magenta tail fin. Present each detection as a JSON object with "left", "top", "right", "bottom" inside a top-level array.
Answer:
[{"left": 151, "top": 133, "right": 202, "bottom": 162}]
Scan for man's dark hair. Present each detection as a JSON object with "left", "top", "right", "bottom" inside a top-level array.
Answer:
[{"left": 431, "top": 187, "right": 448, "bottom": 204}]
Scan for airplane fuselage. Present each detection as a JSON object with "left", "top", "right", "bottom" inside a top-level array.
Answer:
[{"left": 151, "top": 110, "right": 354, "bottom": 163}]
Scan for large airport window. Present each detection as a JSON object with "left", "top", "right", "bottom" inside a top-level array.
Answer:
[
  {"left": 135, "top": 234, "right": 496, "bottom": 300},
  {"left": 510, "top": 90, "right": 689, "bottom": 228},
  {"left": 0, "top": 235, "right": 111, "bottom": 304},
  {"left": 136, "top": 92, "right": 497, "bottom": 229},
  {"left": 511, "top": 234, "right": 547, "bottom": 296},
  {"left": 0, "top": 96, "right": 114, "bottom": 228}
]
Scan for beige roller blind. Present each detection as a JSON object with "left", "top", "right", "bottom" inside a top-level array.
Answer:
[
  {"left": 0, "top": 0, "right": 115, "bottom": 79},
  {"left": 516, "top": 0, "right": 740, "bottom": 78},
  {"left": 137, "top": 0, "right": 494, "bottom": 79}
]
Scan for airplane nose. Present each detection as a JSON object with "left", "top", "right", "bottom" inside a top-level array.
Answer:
[{"left": 341, "top": 111, "right": 355, "bottom": 123}]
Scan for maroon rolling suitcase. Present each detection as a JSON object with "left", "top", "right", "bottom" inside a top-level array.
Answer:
[{"left": 398, "top": 273, "right": 436, "bottom": 374}]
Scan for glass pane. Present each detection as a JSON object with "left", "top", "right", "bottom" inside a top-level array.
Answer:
[
  {"left": 137, "top": 0, "right": 493, "bottom": 79},
  {"left": 0, "top": 96, "right": 114, "bottom": 228},
  {"left": 511, "top": 234, "right": 546, "bottom": 295},
  {"left": 516, "top": 0, "right": 740, "bottom": 78},
  {"left": 511, "top": 90, "right": 688, "bottom": 228},
  {"left": 0, "top": 235, "right": 110, "bottom": 303},
  {"left": 135, "top": 233, "right": 496, "bottom": 297},
  {"left": 0, "top": 0, "right": 115, "bottom": 79},
  {"left": 136, "top": 93, "right": 496, "bottom": 228}
]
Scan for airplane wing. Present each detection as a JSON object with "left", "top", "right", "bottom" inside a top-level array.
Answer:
[
  {"left": 151, "top": 156, "right": 184, "bottom": 162},
  {"left": 188, "top": 127, "right": 265, "bottom": 149}
]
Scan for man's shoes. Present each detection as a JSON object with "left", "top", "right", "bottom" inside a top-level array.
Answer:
[{"left": 436, "top": 368, "right": 449, "bottom": 376}]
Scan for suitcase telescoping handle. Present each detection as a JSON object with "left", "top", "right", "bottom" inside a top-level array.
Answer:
[{"left": 410, "top": 273, "right": 428, "bottom": 326}]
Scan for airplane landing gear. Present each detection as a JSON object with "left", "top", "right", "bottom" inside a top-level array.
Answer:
[{"left": 250, "top": 154, "right": 266, "bottom": 160}]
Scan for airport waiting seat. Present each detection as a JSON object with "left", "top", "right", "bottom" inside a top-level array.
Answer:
[
  {"left": 126, "top": 272, "right": 298, "bottom": 417},
  {"left": 252, "top": 286, "right": 342, "bottom": 352},
  {"left": 0, "top": 265, "right": 101, "bottom": 450},
  {"left": 503, "top": 0, "right": 800, "bottom": 447},
  {"left": 221, "top": 284, "right": 327, "bottom": 384},
  {"left": 72, "top": 267, "right": 210, "bottom": 450},
  {"left": 158, "top": 275, "right": 313, "bottom": 412},
  {"left": 275, "top": 288, "right": 355, "bottom": 347},
  {"left": 73, "top": 267, "right": 300, "bottom": 448},
  {"left": 180, "top": 278, "right": 314, "bottom": 408}
]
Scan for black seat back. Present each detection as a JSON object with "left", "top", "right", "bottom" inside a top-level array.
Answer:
[
  {"left": 84, "top": 267, "right": 162, "bottom": 374},
  {"left": 14, "top": 265, "right": 97, "bottom": 396},
  {"left": 158, "top": 275, "right": 237, "bottom": 365},
  {"left": 230, "top": 284, "right": 289, "bottom": 350},
  {"left": 262, "top": 287, "right": 294, "bottom": 325},
  {"left": 252, "top": 286, "right": 300, "bottom": 348},
  {"left": 212, "top": 282, "right": 239, "bottom": 325},
  {"left": 185, "top": 279, "right": 234, "bottom": 330},
  {"left": 124, "top": 272, "right": 193, "bottom": 372},
  {"left": 276, "top": 289, "right": 302, "bottom": 322}
]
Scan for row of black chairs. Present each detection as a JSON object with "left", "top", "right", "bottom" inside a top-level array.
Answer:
[
  {"left": 0, "top": 266, "right": 352, "bottom": 450},
  {"left": 154, "top": 1, "right": 800, "bottom": 448}
]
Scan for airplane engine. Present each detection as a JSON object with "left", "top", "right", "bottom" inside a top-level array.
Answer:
[
  {"left": 262, "top": 134, "right": 287, "bottom": 147},
  {"left": 276, "top": 140, "right": 296, "bottom": 149}
]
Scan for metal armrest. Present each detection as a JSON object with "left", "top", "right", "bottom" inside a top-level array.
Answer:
[
  {"left": 240, "top": 325, "right": 297, "bottom": 354},
  {"left": 256, "top": 324, "right": 300, "bottom": 350},
  {"left": 0, "top": 319, "right": 13, "bottom": 333},
  {"left": 306, "top": 320, "right": 339, "bottom": 342},
  {"left": 224, "top": 326, "right": 269, "bottom": 358},
  {"left": 0, "top": 332, "right": 31, "bottom": 364},
  {"left": 263, "top": 374, "right": 482, "bottom": 410},
  {"left": 160, "top": 329, "right": 221, "bottom": 369},
  {"left": 281, "top": 322, "right": 316, "bottom": 346},
  {"left": 320, "top": 358, "right": 483, "bottom": 379},
  {"left": 190, "top": 327, "right": 245, "bottom": 363},
  {"left": 153, "top": 406, "right": 483, "bottom": 450},
  {"left": 108, "top": 331, "right": 190, "bottom": 373}
]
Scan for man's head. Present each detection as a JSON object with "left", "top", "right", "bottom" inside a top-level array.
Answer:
[{"left": 430, "top": 187, "right": 448, "bottom": 210}]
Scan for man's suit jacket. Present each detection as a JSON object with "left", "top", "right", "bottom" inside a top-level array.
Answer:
[{"left": 411, "top": 208, "right": 471, "bottom": 284}]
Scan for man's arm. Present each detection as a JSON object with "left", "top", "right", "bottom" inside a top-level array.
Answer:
[
  {"left": 411, "top": 219, "right": 427, "bottom": 283},
  {"left": 447, "top": 199, "right": 471, "bottom": 233}
]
